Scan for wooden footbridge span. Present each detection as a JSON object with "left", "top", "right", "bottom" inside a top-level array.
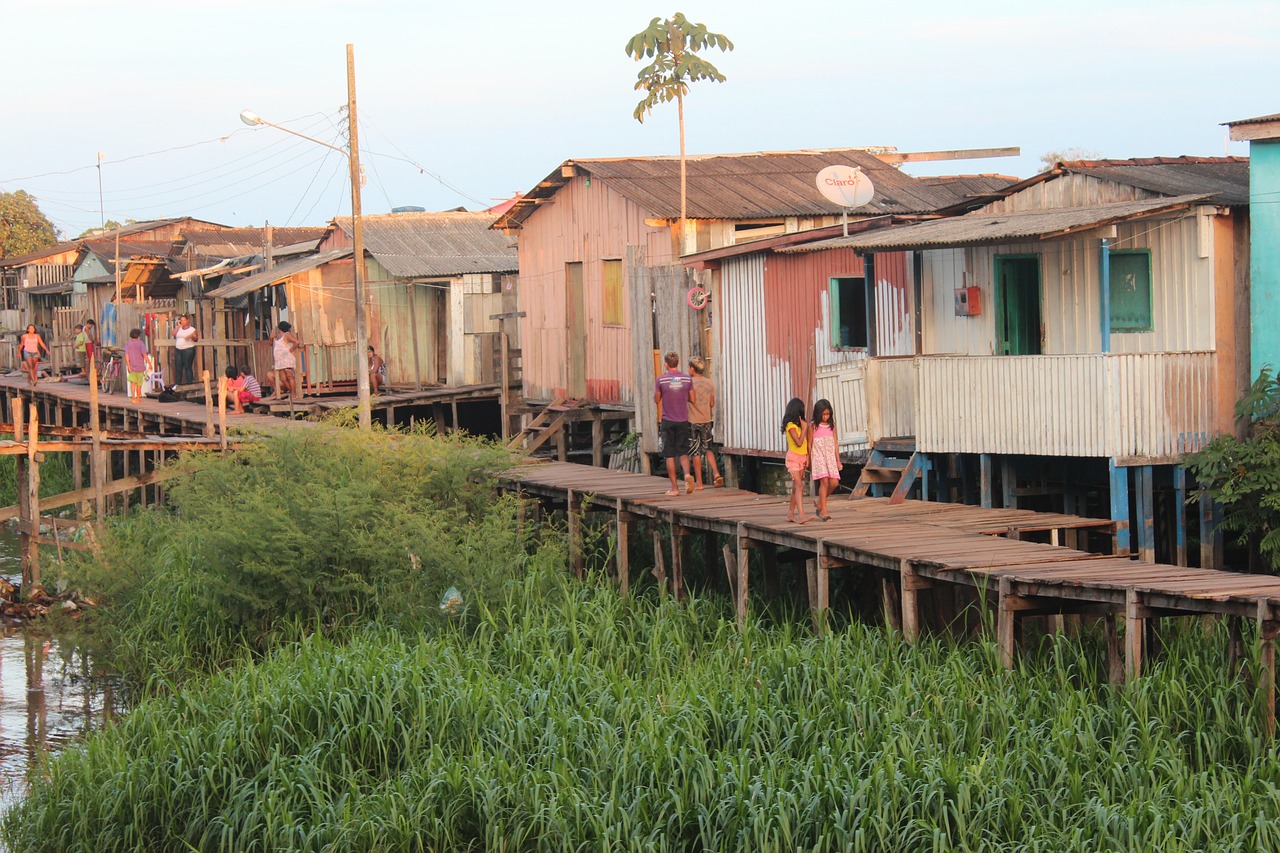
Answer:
[{"left": 501, "top": 460, "right": 1280, "bottom": 732}]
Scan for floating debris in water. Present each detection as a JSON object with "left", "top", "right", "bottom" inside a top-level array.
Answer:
[{"left": 439, "top": 586, "right": 463, "bottom": 615}]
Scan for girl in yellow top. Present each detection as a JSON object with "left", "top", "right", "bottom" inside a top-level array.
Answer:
[{"left": 782, "top": 396, "right": 811, "bottom": 524}]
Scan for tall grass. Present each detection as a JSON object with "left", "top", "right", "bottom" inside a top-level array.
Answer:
[
  {"left": 7, "top": 571, "right": 1279, "bottom": 852},
  {"left": 50, "top": 424, "right": 558, "bottom": 693}
]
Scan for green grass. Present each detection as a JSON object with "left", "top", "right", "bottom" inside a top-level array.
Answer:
[{"left": 6, "top": 574, "right": 1280, "bottom": 852}]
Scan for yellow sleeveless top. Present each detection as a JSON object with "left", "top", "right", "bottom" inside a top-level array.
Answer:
[{"left": 785, "top": 421, "right": 808, "bottom": 454}]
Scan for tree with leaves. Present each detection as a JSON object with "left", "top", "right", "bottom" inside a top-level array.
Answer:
[
  {"left": 1187, "top": 369, "right": 1280, "bottom": 572},
  {"left": 626, "top": 13, "right": 733, "bottom": 234},
  {"left": 0, "top": 191, "right": 57, "bottom": 259}
]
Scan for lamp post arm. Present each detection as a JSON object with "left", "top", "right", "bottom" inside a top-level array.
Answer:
[{"left": 250, "top": 119, "right": 348, "bottom": 158}]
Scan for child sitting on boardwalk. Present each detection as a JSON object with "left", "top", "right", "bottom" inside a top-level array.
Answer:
[{"left": 782, "top": 397, "right": 811, "bottom": 524}]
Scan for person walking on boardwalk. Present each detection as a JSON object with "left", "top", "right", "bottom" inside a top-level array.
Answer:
[
  {"left": 654, "top": 351, "right": 696, "bottom": 496},
  {"left": 782, "top": 396, "right": 812, "bottom": 524},
  {"left": 19, "top": 324, "right": 48, "bottom": 387},
  {"left": 687, "top": 356, "right": 723, "bottom": 490},
  {"left": 173, "top": 314, "right": 199, "bottom": 386},
  {"left": 124, "top": 328, "right": 148, "bottom": 403},
  {"left": 810, "top": 398, "right": 842, "bottom": 521},
  {"left": 264, "top": 321, "right": 302, "bottom": 402}
]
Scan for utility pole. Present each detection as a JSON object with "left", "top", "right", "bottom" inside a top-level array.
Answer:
[{"left": 347, "top": 43, "right": 371, "bottom": 430}]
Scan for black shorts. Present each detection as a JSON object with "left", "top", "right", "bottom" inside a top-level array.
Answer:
[{"left": 660, "top": 420, "right": 691, "bottom": 458}]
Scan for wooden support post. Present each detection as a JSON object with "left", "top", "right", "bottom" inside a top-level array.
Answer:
[
  {"left": 1228, "top": 615, "right": 1246, "bottom": 680},
  {"left": 89, "top": 361, "right": 106, "bottom": 519},
  {"left": 24, "top": 403, "right": 40, "bottom": 592},
  {"left": 882, "top": 573, "right": 902, "bottom": 632},
  {"left": 805, "top": 557, "right": 819, "bottom": 634},
  {"left": 555, "top": 425, "right": 568, "bottom": 463},
  {"left": 1125, "top": 588, "right": 1145, "bottom": 682},
  {"left": 1135, "top": 465, "right": 1155, "bottom": 563},
  {"left": 1109, "top": 459, "right": 1131, "bottom": 556},
  {"left": 811, "top": 540, "right": 833, "bottom": 636},
  {"left": 1105, "top": 614, "right": 1124, "bottom": 685},
  {"left": 1259, "top": 600, "right": 1279, "bottom": 738},
  {"left": 591, "top": 411, "right": 604, "bottom": 468},
  {"left": 499, "top": 330, "right": 510, "bottom": 441},
  {"left": 979, "top": 454, "right": 994, "bottom": 509},
  {"left": 202, "top": 371, "right": 214, "bottom": 438},
  {"left": 723, "top": 453, "right": 736, "bottom": 489},
  {"left": 735, "top": 522, "right": 752, "bottom": 630},
  {"left": 900, "top": 558, "right": 927, "bottom": 644},
  {"left": 761, "top": 542, "right": 778, "bottom": 603},
  {"left": 217, "top": 375, "right": 228, "bottom": 452},
  {"left": 650, "top": 525, "right": 668, "bottom": 597},
  {"left": 451, "top": 399, "right": 459, "bottom": 434},
  {"left": 997, "top": 577, "right": 1016, "bottom": 669},
  {"left": 566, "top": 490, "right": 583, "bottom": 580},
  {"left": 722, "top": 543, "right": 737, "bottom": 603},
  {"left": 1173, "top": 466, "right": 1187, "bottom": 567},
  {"left": 616, "top": 503, "right": 632, "bottom": 598},
  {"left": 1000, "top": 457, "right": 1017, "bottom": 509},
  {"left": 1200, "top": 495, "right": 1223, "bottom": 570},
  {"left": 670, "top": 520, "right": 685, "bottom": 602}
]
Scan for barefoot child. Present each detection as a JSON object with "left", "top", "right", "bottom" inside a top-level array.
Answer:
[
  {"left": 810, "top": 398, "right": 842, "bottom": 520},
  {"left": 124, "top": 328, "right": 148, "bottom": 403},
  {"left": 782, "top": 397, "right": 811, "bottom": 524},
  {"left": 19, "top": 325, "right": 48, "bottom": 387}
]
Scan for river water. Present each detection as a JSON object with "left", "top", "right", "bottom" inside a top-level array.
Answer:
[{"left": 0, "top": 529, "right": 118, "bottom": 819}]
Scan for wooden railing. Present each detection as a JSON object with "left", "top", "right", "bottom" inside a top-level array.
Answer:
[{"left": 909, "top": 352, "right": 1218, "bottom": 460}]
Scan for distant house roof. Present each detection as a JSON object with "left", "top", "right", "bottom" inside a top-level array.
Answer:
[
  {"left": 333, "top": 211, "right": 517, "bottom": 277},
  {"left": 1, "top": 217, "right": 224, "bottom": 268},
  {"left": 205, "top": 249, "right": 353, "bottom": 300},
  {"left": 994, "top": 157, "right": 1250, "bottom": 207},
  {"left": 789, "top": 195, "right": 1209, "bottom": 253},
  {"left": 81, "top": 240, "right": 177, "bottom": 264},
  {"left": 493, "top": 148, "right": 987, "bottom": 230},
  {"left": 179, "top": 227, "right": 327, "bottom": 260}
]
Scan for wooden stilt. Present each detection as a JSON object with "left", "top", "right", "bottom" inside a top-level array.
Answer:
[
  {"left": 217, "top": 375, "right": 228, "bottom": 452},
  {"left": 1000, "top": 457, "right": 1017, "bottom": 509},
  {"left": 24, "top": 403, "right": 40, "bottom": 593},
  {"left": 1228, "top": 615, "right": 1245, "bottom": 680},
  {"left": 89, "top": 360, "right": 105, "bottom": 519},
  {"left": 1200, "top": 495, "right": 1223, "bottom": 569},
  {"left": 1135, "top": 465, "right": 1155, "bottom": 562},
  {"left": 616, "top": 503, "right": 632, "bottom": 598},
  {"left": 761, "top": 542, "right": 777, "bottom": 603},
  {"left": 882, "top": 573, "right": 902, "bottom": 632},
  {"left": 997, "top": 577, "right": 1015, "bottom": 669},
  {"left": 721, "top": 543, "right": 737, "bottom": 604},
  {"left": 669, "top": 520, "right": 685, "bottom": 602},
  {"left": 815, "top": 540, "right": 831, "bottom": 635},
  {"left": 735, "top": 522, "right": 752, "bottom": 630},
  {"left": 650, "top": 525, "right": 668, "bottom": 596},
  {"left": 1125, "top": 588, "right": 1145, "bottom": 682},
  {"left": 1110, "top": 459, "right": 1131, "bottom": 556},
  {"left": 1105, "top": 614, "right": 1124, "bottom": 685},
  {"left": 566, "top": 489, "right": 583, "bottom": 580},
  {"left": 805, "top": 557, "right": 818, "bottom": 633},
  {"left": 1173, "top": 466, "right": 1188, "bottom": 567},
  {"left": 591, "top": 411, "right": 603, "bottom": 468},
  {"left": 1259, "top": 600, "right": 1279, "bottom": 738},
  {"left": 979, "top": 454, "right": 994, "bottom": 509},
  {"left": 202, "top": 371, "right": 214, "bottom": 438},
  {"left": 900, "top": 558, "right": 927, "bottom": 644}
]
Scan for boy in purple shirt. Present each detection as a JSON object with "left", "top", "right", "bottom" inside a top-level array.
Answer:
[{"left": 654, "top": 351, "right": 697, "bottom": 496}]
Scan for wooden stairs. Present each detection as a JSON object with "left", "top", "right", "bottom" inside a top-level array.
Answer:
[
  {"left": 851, "top": 437, "right": 927, "bottom": 504},
  {"left": 506, "top": 397, "right": 585, "bottom": 455}
]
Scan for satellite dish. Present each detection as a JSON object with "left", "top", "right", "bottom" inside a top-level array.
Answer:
[{"left": 816, "top": 165, "right": 875, "bottom": 208}]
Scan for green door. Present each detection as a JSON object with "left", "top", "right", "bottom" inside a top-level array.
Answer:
[{"left": 995, "top": 256, "right": 1042, "bottom": 355}]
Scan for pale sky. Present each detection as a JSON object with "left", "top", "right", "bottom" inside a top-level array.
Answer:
[{"left": 2, "top": 0, "right": 1274, "bottom": 239}]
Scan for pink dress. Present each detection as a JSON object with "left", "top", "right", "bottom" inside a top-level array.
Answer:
[{"left": 810, "top": 423, "right": 840, "bottom": 481}]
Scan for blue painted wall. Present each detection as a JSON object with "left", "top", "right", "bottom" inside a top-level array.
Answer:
[{"left": 1252, "top": 140, "right": 1280, "bottom": 379}]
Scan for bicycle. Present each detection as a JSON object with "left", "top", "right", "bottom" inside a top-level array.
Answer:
[{"left": 98, "top": 346, "right": 122, "bottom": 394}]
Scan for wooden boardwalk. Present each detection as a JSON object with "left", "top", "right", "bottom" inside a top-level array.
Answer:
[{"left": 501, "top": 460, "right": 1280, "bottom": 730}]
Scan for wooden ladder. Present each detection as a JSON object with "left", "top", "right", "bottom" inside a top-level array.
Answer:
[
  {"left": 506, "top": 397, "right": 582, "bottom": 454},
  {"left": 851, "top": 437, "right": 925, "bottom": 504}
]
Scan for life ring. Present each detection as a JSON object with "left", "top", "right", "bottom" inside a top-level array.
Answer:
[{"left": 686, "top": 286, "right": 709, "bottom": 310}]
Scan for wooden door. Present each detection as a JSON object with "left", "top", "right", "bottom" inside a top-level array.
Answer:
[
  {"left": 995, "top": 256, "right": 1042, "bottom": 355},
  {"left": 433, "top": 287, "right": 448, "bottom": 383},
  {"left": 565, "top": 262, "right": 586, "bottom": 398}
]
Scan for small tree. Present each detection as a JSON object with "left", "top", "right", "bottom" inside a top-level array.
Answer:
[
  {"left": 0, "top": 190, "right": 57, "bottom": 259},
  {"left": 626, "top": 13, "right": 733, "bottom": 235},
  {"left": 1186, "top": 369, "right": 1280, "bottom": 571}
]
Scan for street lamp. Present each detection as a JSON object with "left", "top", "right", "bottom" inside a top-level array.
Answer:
[{"left": 238, "top": 45, "right": 371, "bottom": 430}]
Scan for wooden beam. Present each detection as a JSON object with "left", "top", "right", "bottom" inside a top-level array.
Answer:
[
  {"left": 736, "top": 521, "right": 752, "bottom": 630},
  {"left": 997, "top": 577, "right": 1016, "bottom": 669},
  {"left": 874, "top": 147, "right": 1020, "bottom": 164},
  {"left": 1125, "top": 587, "right": 1145, "bottom": 682},
  {"left": 900, "top": 558, "right": 924, "bottom": 644},
  {"left": 1259, "top": 600, "right": 1279, "bottom": 738},
  {"left": 567, "top": 489, "right": 583, "bottom": 580},
  {"left": 616, "top": 501, "right": 632, "bottom": 598},
  {"left": 670, "top": 520, "right": 685, "bottom": 602},
  {"left": 0, "top": 467, "right": 185, "bottom": 524}
]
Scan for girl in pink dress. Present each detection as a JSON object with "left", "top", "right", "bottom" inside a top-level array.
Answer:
[{"left": 809, "top": 398, "right": 842, "bottom": 520}]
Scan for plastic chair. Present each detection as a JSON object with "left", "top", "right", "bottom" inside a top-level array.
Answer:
[{"left": 144, "top": 355, "right": 165, "bottom": 395}]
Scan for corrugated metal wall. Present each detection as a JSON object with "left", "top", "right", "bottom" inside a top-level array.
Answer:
[
  {"left": 920, "top": 212, "right": 1215, "bottom": 357},
  {"left": 912, "top": 352, "right": 1216, "bottom": 459},
  {"left": 515, "top": 176, "right": 668, "bottom": 404},
  {"left": 873, "top": 251, "right": 915, "bottom": 356}
]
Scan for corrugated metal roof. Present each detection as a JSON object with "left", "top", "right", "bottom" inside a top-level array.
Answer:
[
  {"left": 332, "top": 211, "right": 517, "bottom": 277},
  {"left": 917, "top": 174, "right": 1019, "bottom": 207},
  {"left": 205, "top": 248, "right": 352, "bottom": 299},
  {"left": 1226, "top": 113, "right": 1280, "bottom": 126},
  {"left": 179, "top": 227, "right": 327, "bottom": 259},
  {"left": 1057, "top": 157, "right": 1249, "bottom": 206},
  {"left": 493, "top": 148, "right": 976, "bottom": 230},
  {"left": 789, "top": 195, "right": 1209, "bottom": 253},
  {"left": 26, "top": 280, "right": 73, "bottom": 295}
]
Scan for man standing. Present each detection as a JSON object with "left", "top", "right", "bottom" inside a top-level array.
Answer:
[{"left": 654, "top": 351, "right": 696, "bottom": 496}]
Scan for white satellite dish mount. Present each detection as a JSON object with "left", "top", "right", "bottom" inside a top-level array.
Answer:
[{"left": 816, "top": 164, "right": 875, "bottom": 236}]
